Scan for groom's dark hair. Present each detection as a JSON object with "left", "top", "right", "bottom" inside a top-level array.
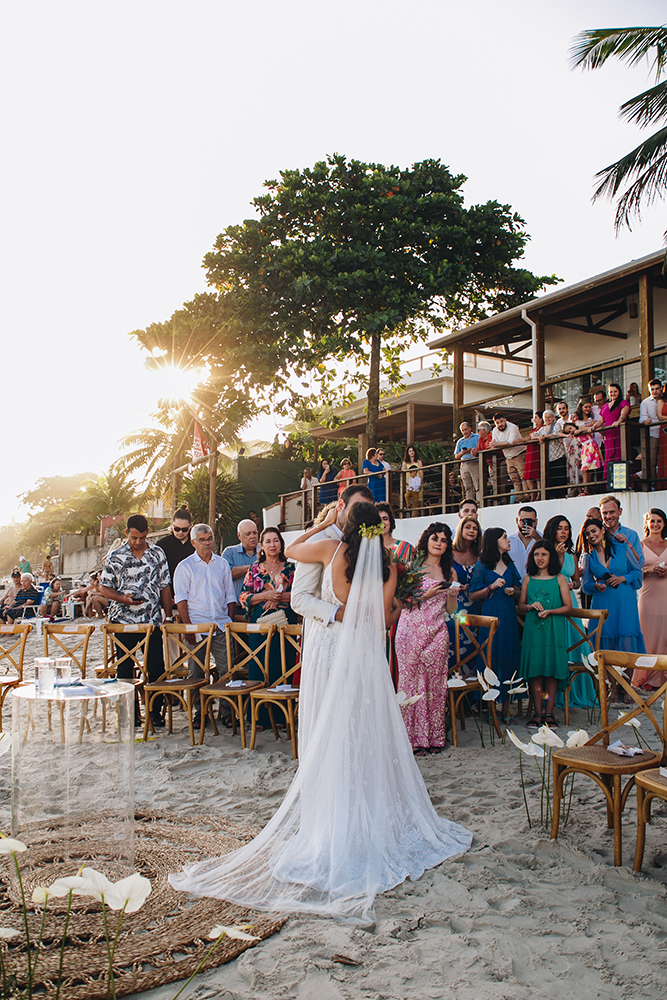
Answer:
[{"left": 340, "top": 484, "right": 374, "bottom": 506}]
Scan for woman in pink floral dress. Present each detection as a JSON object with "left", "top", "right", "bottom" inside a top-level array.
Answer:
[{"left": 395, "top": 522, "right": 458, "bottom": 755}]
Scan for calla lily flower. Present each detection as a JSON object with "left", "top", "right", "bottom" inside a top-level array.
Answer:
[
  {"left": 482, "top": 689, "right": 500, "bottom": 701},
  {"left": 507, "top": 730, "right": 532, "bottom": 752},
  {"left": 0, "top": 928, "right": 20, "bottom": 939},
  {"left": 566, "top": 729, "right": 590, "bottom": 747},
  {"left": 0, "top": 837, "right": 27, "bottom": 855},
  {"left": 503, "top": 671, "right": 519, "bottom": 686},
  {"left": 532, "top": 725, "right": 565, "bottom": 748},
  {"left": 508, "top": 685, "right": 528, "bottom": 695},
  {"left": 447, "top": 676, "right": 467, "bottom": 689},
  {"left": 43, "top": 875, "right": 97, "bottom": 898},
  {"left": 396, "top": 691, "right": 407, "bottom": 706},
  {"left": 476, "top": 670, "right": 489, "bottom": 692},
  {"left": 525, "top": 741, "right": 545, "bottom": 758},
  {"left": 483, "top": 667, "right": 500, "bottom": 687},
  {"left": 77, "top": 867, "right": 114, "bottom": 901},
  {"left": 403, "top": 693, "right": 424, "bottom": 706},
  {"left": 618, "top": 711, "right": 641, "bottom": 729},
  {"left": 103, "top": 873, "right": 152, "bottom": 913},
  {"left": 208, "top": 924, "right": 260, "bottom": 941}
]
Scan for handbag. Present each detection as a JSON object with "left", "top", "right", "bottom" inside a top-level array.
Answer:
[{"left": 257, "top": 608, "right": 288, "bottom": 627}]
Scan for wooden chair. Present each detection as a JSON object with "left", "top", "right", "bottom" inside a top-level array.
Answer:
[
  {"left": 551, "top": 650, "right": 667, "bottom": 866},
  {"left": 198, "top": 623, "right": 275, "bottom": 748},
  {"left": 99, "top": 623, "right": 155, "bottom": 732},
  {"left": 142, "top": 623, "right": 217, "bottom": 745},
  {"left": 43, "top": 622, "right": 96, "bottom": 678},
  {"left": 0, "top": 623, "right": 32, "bottom": 731},
  {"left": 562, "top": 608, "right": 608, "bottom": 724},
  {"left": 633, "top": 768, "right": 667, "bottom": 872},
  {"left": 448, "top": 614, "right": 501, "bottom": 747},
  {"left": 249, "top": 624, "right": 301, "bottom": 759}
]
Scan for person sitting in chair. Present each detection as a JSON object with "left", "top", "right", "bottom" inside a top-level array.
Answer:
[{"left": 0, "top": 573, "right": 40, "bottom": 622}]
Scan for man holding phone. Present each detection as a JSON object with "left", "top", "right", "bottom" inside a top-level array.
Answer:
[{"left": 507, "top": 506, "right": 542, "bottom": 578}]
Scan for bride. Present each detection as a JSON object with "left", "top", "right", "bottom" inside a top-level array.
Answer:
[{"left": 169, "top": 502, "right": 472, "bottom": 925}]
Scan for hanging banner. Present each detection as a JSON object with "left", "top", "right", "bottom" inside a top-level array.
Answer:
[{"left": 192, "top": 421, "right": 209, "bottom": 461}]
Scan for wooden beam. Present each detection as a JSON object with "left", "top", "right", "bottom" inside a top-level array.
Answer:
[
  {"left": 639, "top": 272, "right": 655, "bottom": 390},
  {"left": 452, "top": 344, "right": 464, "bottom": 445},
  {"left": 540, "top": 354, "right": 641, "bottom": 388},
  {"left": 406, "top": 403, "right": 415, "bottom": 445},
  {"left": 535, "top": 315, "right": 545, "bottom": 411},
  {"left": 546, "top": 319, "right": 627, "bottom": 339}
]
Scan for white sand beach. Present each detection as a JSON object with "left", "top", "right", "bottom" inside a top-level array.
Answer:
[{"left": 1, "top": 626, "right": 666, "bottom": 1000}]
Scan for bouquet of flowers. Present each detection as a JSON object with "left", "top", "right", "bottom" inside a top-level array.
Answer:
[{"left": 393, "top": 551, "right": 426, "bottom": 609}]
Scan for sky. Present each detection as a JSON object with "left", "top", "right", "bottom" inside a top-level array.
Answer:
[{"left": 2, "top": 0, "right": 667, "bottom": 525}]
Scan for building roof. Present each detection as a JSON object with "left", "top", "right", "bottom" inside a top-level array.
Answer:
[{"left": 429, "top": 248, "right": 666, "bottom": 352}]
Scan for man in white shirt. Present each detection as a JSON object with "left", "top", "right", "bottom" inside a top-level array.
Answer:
[
  {"left": 376, "top": 448, "right": 391, "bottom": 472},
  {"left": 507, "top": 506, "right": 541, "bottom": 578},
  {"left": 174, "top": 523, "right": 237, "bottom": 680},
  {"left": 640, "top": 379, "right": 663, "bottom": 483},
  {"left": 490, "top": 413, "right": 527, "bottom": 500}
]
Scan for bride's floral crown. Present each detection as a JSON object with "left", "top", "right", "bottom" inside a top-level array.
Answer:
[{"left": 358, "top": 522, "right": 384, "bottom": 539}]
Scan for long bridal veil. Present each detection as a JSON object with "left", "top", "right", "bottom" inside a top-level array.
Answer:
[{"left": 169, "top": 536, "right": 472, "bottom": 925}]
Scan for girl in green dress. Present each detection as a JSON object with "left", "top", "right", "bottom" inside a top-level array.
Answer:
[{"left": 518, "top": 540, "right": 572, "bottom": 729}]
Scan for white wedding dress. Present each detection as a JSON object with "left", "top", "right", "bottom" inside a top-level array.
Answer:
[{"left": 169, "top": 537, "right": 473, "bottom": 925}]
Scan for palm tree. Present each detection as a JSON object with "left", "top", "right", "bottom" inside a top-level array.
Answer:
[
  {"left": 570, "top": 26, "right": 667, "bottom": 232},
  {"left": 60, "top": 469, "right": 149, "bottom": 535}
]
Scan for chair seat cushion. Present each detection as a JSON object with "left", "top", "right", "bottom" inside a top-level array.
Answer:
[
  {"left": 635, "top": 767, "right": 667, "bottom": 795},
  {"left": 554, "top": 745, "right": 661, "bottom": 774},
  {"left": 202, "top": 680, "right": 264, "bottom": 694}
]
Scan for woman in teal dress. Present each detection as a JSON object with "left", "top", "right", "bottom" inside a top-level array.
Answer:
[
  {"left": 543, "top": 515, "right": 593, "bottom": 708},
  {"left": 239, "top": 527, "right": 298, "bottom": 727},
  {"left": 518, "top": 540, "right": 572, "bottom": 728},
  {"left": 469, "top": 527, "right": 522, "bottom": 719}
]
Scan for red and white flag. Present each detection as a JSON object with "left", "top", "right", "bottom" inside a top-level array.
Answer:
[{"left": 192, "top": 421, "right": 209, "bottom": 461}]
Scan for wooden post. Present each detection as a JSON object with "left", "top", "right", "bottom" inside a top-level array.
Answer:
[
  {"left": 442, "top": 462, "right": 448, "bottom": 514},
  {"left": 535, "top": 315, "right": 546, "bottom": 412},
  {"left": 539, "top": 438, "right": 547, "bottom": 501},
  {"left": 406, "top": 403, "right": 415, "bottom": 446},
  {"left": 208, "top": 448, "right": 218, "bottom": 533},
  {"left": 478, "top": 453, "right": 485, "bottom": 508},
  {"left": 639, "top": 274, "right": 654, "bottom": 392},
  {"left": 358, "top": 432, "right": 368, "bottom": 472},
  {"left": 452, "top": 343, "right": 464, "bottom": 445}
]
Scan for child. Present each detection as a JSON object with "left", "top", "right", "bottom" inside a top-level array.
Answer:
[
  {"left": 562, "top": 421, "right": 581, "bottom": 496},
  {"left": 518, "top": 539, "right": 572, "bottom": 728}
]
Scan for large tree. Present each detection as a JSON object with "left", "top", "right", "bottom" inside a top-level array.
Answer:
[
  {"left": 570, "top": 26, "right": 667, "bottom": 232},
  {"left": 132, "top": 156, "right": 557, "bottom": 445}
]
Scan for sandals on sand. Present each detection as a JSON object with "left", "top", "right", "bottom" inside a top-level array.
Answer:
[
  {"left": 543, "top": 713, "right": 560, "bottom": 728},
  {"left": 526, "top": 716, "right": 542, "bottom": 730}
]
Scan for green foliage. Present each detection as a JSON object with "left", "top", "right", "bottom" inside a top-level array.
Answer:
[
  {"left": 270, "top": 435, "right": 452, "bottom": 468},
  {"left": 130, "top": 154, "right": 558, "bottom": 446},
  {"left": 19, "top": 473, "right": 96, "bottom": 513},
  {"left": 177, "top": 467, "right": 243, "bottom": 546},
  {"left": 0, "top": 523, "right": 23, "bottom": 577},
  {"left": 570, "top": 26, "right": 667, "bottom": 232}
]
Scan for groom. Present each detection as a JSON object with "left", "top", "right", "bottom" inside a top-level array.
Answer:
[{"left": 291, "top": 483, "right": 374, "bottom": 633}]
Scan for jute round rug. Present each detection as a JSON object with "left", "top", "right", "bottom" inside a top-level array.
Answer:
[{"left": 0, "top": 810, "right": 287, "bottom": 998}]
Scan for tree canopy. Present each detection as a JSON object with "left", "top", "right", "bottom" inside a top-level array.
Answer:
[
  {"left": 570, "top": 26, "right": 667, "bottom": 232},
  {"left": 132, "top": 155, "right": 558, "bottom": 444}
]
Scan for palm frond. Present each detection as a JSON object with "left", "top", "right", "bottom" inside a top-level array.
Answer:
[
  {"left": 619, "top": 80, "right": 667, "bottom": 127},
  {"left": 570, "top": 26, "right": 667, "bottom": 77},
  {"left": 592, "top": 126, "right": 667, "bottom": 201}
]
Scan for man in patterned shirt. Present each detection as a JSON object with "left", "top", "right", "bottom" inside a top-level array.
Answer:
[{"left": 100, "top": 514, "right": 173, "bottom": 727}]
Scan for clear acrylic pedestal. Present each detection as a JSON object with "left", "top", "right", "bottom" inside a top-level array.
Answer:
[{"left": 11, "top": 678, "right": 135, "bottom": 883}]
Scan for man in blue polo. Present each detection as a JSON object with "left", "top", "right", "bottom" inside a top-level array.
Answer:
[
  {"left": 222, "top": 519, "right": 259, "bottom": 601},
  {"left": 455, "top": 421, "right": 480, "bottom": 502},
  {"left": 598, "top": 495, "right": 645, "bottom": 568}
]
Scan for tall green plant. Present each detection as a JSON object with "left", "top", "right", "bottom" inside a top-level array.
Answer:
[{"left": 177, "top": 468, "right": 243, "bottom": 547}]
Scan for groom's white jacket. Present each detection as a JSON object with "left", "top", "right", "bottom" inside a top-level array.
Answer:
[{"left": 290, "top": 523, "right": 341, "bottom": 627}]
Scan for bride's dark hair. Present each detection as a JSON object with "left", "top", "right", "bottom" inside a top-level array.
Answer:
[{"left": 342, "top": 502, "right": 390, "bottom": 583}]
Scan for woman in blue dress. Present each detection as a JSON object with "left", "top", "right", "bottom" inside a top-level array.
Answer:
[
  {"left": 469, "top": 527, "right": 522, "bottom": 718},
  {"left": 579, "top": 518, "right": 645, "bottom": 653},
  {"left": 317, "top": 459, "right": 338, "bottom": 505},
  {"left": 544, "top": 515, "right": 593, "bottom": 708},
  {"left": 449, "top": 516, "right": 481, "bottom": 675},
  {"left": 362, "top": 447, "right": 387, "bottom": 502}
]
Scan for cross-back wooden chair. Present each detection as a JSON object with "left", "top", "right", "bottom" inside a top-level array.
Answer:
[
  {"left": 99, "top": 623, "right": 154, "bottom": 732},
  {"left": 562, "top": 608, "right": 609, "bottom": 724},
  {"left": 142, "top": 623, "right": 217, "bottom": 745},
  {"left": 448, "top": 614, "right": 501, "bottom": 747},
  {"left": 198, "top": 623, "right": 275, "bottom": 748},
  {"left": 249, "top": 624, "right": 301, "bottom": 759},
  {"left": 633, "top": 768, "right": 667, "bottom": 872},
  {"left": 551, "top": 649, "right": 667, "bottom": 866},
  {"left": 0, "top": 623, "right": 32, "bottom": 731},
  {"left": 43, "top": 622, "right": 96, "bottom": 679}
]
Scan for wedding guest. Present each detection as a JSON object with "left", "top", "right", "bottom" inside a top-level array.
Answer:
[
  {"left": 362, "top": 448, "right": 386, "bottom": 503},
  {"left": 239, "top": 526, "right": 298, "bottom": 727},
  {"left": 0, "top": 573, "right": 40, "bottom": 622},
  {"left": 518, "top": 540, "right": 572, "bottom": 729},
  {"left": 580, "top": 518, "right": 645, "bottom": 654},
  {"left": 0, "top": 570, "right": 21, "bottom": 616},
  {"left": 222, "top": 518, "right": 260, "bottom": 601},
  {"left": 490, "top": 413, "right": 527, "bottom": 500},
  {"left": 469, "top": 528, "right": 522, "bottom": 716},
  {"left": 640, "top": 379, "right": 663, "bottom": 485},
  {"left": 376, "top": 502, "right": 413, "bottom": 562},
  {"left": 473, "top": 420, "right": 495, "bottom": 498},
  {"left": 561, "top": 421, "right": 582, "bottom": 495},
  {"left": 451, "top": 516, "right": 482, "bottom": 673},
  {"left": 523, "top": 412, "right": 547, "bottom": 500},
  {"left": 458, "top": 498, "right": 478, "bottom": 519},
  {"left": 507, "top": 506, "right": 541, "bottom": 579},
  {"left": 627, "top": 382, "right": 642, "bottom": 407},
  {"left": 576, "top": 507, "right": 603, "bottom": 611},
  {"left": 300, "top": 467, "right": 314, "bottom": 490},
  {"left": 632, "top": 509, "right": 667, "bottom": 691},
  {"left": 654, "top": 385, "right": 667, "bottom": 488},
  {"left": 595, "top": 383, "right": 630, "bottom": 478},
  {"left": 318, "top": 459, "right": 338, "bottom": 505},
  {"left": 157, "top": 506, "right": 195, "bottom": 593},
  {"left": 543, "top": 409, "right": 567, "bottom": 498},
  {"left": 401, "top": 445, "right": 423, "bottom": 514},
  {"left": 454, "top": 421, "right": 481, "bottom": 502},
  {"left": 574, "top": 397, "right": 603, "bottom": 494},
  {"left": 335, "top": 458, "right": 356, "bottom": 497},
  {"left": 395, "top": 522, "right": 458, "bottom": 755},
  {"left": 544, "top": 515, "right": 591, "bottom": 706},
  {"left": 598, "top": 495, "right": 644, "bottom": 567}
]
